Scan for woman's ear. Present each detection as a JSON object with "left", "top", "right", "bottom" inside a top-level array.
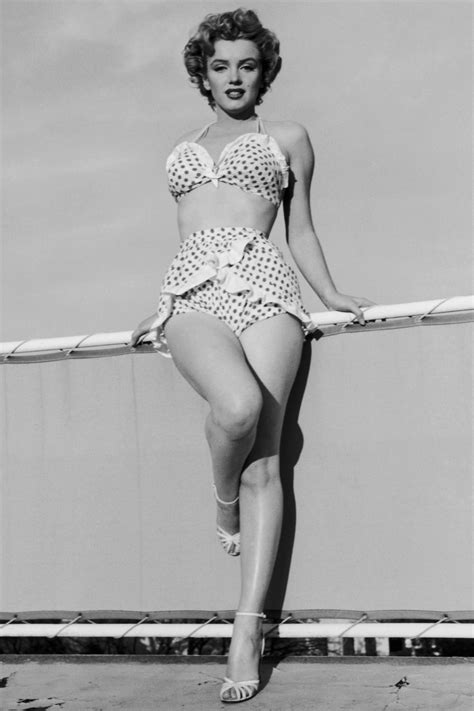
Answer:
[{"left": 203, "top": 75, "right": 210, "bottom": 91}]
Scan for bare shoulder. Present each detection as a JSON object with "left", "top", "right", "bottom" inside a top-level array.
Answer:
[{"left": 262, "top": 119, "right": 312, "bottom": 153}]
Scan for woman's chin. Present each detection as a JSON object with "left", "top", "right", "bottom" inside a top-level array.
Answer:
[{"left": 217, "top": 100, "right": 257, "bottom": 117}]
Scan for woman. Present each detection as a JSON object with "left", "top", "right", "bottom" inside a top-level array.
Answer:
[{"left": 130, "top": 8, "right": 373, "bottom": 704}]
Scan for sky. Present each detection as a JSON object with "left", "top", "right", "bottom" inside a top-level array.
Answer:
[{"left": 1, "top": 0, "right": 472, "bottom": 341}]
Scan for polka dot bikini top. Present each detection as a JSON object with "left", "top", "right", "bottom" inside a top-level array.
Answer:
[{"left": 166, "top": 117, "right": 289, "bottom": 208}]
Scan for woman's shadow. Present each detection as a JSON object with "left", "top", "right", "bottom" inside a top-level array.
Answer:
[{"left": 261, "top": 338, "right": 314, "bottom": 683}]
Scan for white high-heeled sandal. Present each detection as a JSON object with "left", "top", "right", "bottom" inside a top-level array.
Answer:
[
  {"left": 220, "top": 611, "right": 266, "bottom": 704},
  {"left": 213, "top": 484, "right": 240, "bottom": 557}
]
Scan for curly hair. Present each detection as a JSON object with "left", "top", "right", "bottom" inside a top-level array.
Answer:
[{"left": 183, "top": 8, "right": 281, "bottom": 108}]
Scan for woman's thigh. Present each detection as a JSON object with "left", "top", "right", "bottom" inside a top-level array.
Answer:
[
  {"left": 164, "top": 311, "right": 261, "bottom": 414},
  {"left": 239, "top": 314, "right": 304, "bottom": 457}
]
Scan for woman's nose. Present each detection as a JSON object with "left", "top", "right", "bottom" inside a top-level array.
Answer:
[{"left": 229, "top": 68, "right": 242, "bottom": 84}]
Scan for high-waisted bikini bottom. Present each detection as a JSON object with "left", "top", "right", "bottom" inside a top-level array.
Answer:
[{"left": 149, "top": 226, "right": 314, "bottom": 357}]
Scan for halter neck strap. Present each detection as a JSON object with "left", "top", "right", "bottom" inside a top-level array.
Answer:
[
  {"left": 193, "top": 122, "right": 213, "bottom": 142},
  {"left": 256, "top": 116, "right": 266, "bottom": 134}
]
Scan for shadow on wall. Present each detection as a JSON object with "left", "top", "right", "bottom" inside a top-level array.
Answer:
[{"left": 266, "top": 339, "right": 313, "bottom": 612}]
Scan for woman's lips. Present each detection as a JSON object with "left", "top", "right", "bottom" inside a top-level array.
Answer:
[{"left": 225, "top": 89, "right": 245, "bottom": 99}]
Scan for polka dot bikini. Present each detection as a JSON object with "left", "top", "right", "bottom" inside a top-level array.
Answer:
[{"left": 149, "top": 119, "right": 314, "bottom": 357}]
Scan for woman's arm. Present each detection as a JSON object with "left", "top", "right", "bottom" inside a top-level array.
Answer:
[{"left": 281, "top": 122, "right": 374, "bottom": 324}]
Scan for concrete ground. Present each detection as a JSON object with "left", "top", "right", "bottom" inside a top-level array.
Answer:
[{"left": 0, "top": 656, "right": 472, "bottom": 711}]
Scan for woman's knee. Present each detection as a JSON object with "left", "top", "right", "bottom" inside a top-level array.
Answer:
[{"left": 211, "top": 389, "right": 263, "bottom": 441}]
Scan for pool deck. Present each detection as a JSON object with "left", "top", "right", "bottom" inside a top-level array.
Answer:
[{"left": 0, "top": 656, "right": 473, "bottom": 711}]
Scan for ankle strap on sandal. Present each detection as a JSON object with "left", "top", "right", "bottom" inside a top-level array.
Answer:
[
  {"left": 235, "top": 611, "right": 266, "bottom": 619},
  {"left": 213, "top": 483, "right": 239, "bottom": 506}
]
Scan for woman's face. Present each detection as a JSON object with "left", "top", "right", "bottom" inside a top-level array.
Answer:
[{"left": 203, "top": 39, "right": 262, "bottom": 114}]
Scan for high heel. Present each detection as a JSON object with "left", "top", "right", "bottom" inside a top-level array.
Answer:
[
  {"left": 213, "top": 483, "right": 240, "bottom": 556},
  {"left": 219, "top": 612, "right": 266, "bottom": 704}
]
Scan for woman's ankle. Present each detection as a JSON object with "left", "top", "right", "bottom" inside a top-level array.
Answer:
[{"left": 213, "top": 482, "right": 239, "bottom": 506}]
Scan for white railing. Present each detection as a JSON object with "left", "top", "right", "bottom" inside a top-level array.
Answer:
[
  {"left": 1, "top": 295, "right": 473, "bottom": 364},
  {"left": 1, "top": 611, "right": 472, "bottom": 639},
  {"left": 0, "top": 623, "right": 472, "bottom": 639}
]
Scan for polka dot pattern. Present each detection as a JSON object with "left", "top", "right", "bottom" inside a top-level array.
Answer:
[
  {"left": 150, "top": 226, "right": 314, "bottom": 357},
  {"left": 166, "top": 133, "right": 288, "bottom": 207}
]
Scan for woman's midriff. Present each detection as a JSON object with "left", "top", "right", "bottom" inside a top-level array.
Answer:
[{"left": 176, "top": 182, "right": 278, "bottom": 241}]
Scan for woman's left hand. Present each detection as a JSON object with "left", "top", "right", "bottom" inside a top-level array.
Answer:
[{"left": 322, "top": 292, "right": 377, "bottom": 325}]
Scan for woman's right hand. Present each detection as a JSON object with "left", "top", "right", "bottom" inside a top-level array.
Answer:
[{"left": 128, "top": 313, "right": 158, "bottom": 348}]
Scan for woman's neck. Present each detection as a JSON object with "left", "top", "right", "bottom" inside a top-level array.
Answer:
[{"left": 213, "top": 106, "right": 258, "bottom": 128}]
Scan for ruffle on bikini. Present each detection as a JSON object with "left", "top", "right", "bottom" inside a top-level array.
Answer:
[
  {"left": 266, "top": 134, "right": 289, "bottom": 190},
  {"left": 148, "top": 227, "right": 315, "bottom": 357}
]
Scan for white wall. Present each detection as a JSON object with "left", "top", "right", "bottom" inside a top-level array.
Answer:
[{"left": 1, "top": 323, "right": 472, "bottom": 610}]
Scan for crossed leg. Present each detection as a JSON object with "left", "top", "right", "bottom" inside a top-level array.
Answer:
[
  {"left": 164, "top": 311, "right": 263, "bottom": 540},
  {"left": 164, "top": 310, "right": 304, "bottom": 699}
]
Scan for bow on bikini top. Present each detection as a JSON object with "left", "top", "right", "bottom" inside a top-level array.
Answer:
[{"left": 166, "top": 117, "right": 289, "bottom": 208}]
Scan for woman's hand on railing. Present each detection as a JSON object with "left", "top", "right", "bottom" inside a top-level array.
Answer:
[
  {"left": 129, "top": 314, "right": 158, "bottom": 348},
  {"left": 322, "top": 292, "right": 377, "bottom": 326}
]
